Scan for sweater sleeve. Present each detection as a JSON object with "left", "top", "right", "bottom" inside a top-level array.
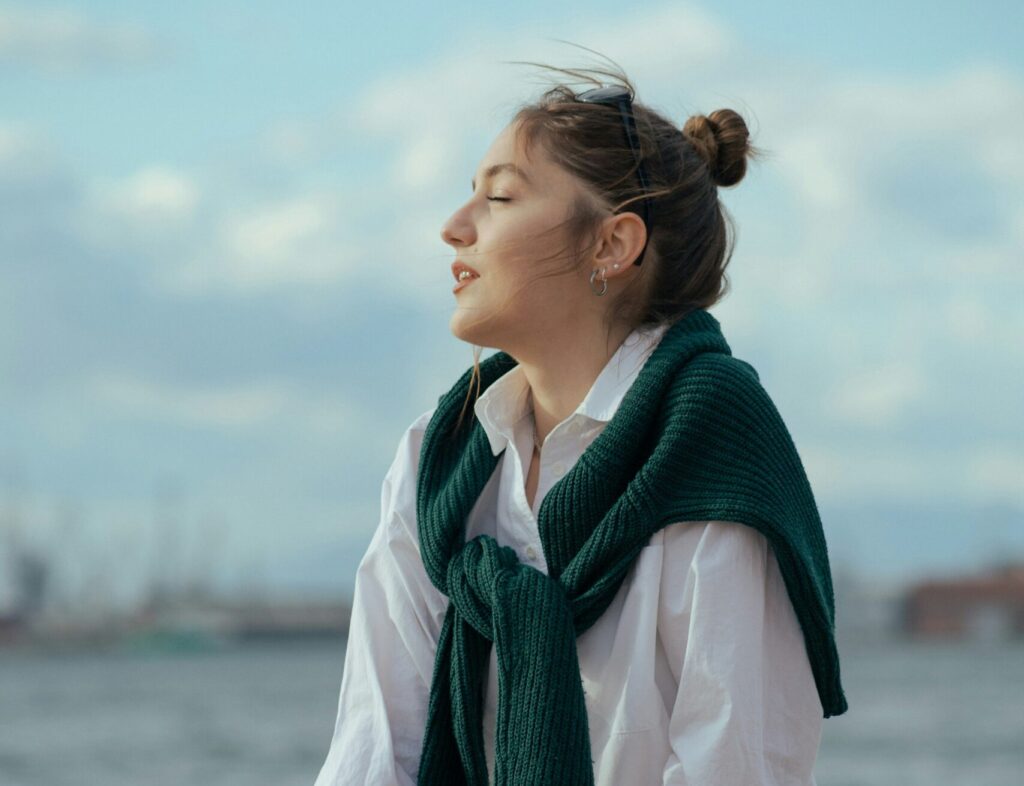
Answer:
[
  {"left": 658, "top": 520, "right": 824, "bottom": 786},
  {"left": 314, "top": 407, "right": 446, "bottom": 786}
]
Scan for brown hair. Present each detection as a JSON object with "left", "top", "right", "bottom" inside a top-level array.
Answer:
[{"left": 450, "top": 47, "right": 767, "bottom": 438}]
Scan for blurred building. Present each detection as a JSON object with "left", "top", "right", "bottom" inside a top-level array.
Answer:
[
  {"left": 0, "top": 547, "right": 51, "bottom": 645},
  {"left": 900, "top": 561, "right": 1024, "bottom": 640},
  {"left": 832, "top": 562, "right": 905, "bottom": 645}
]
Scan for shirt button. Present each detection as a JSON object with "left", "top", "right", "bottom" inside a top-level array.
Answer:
[
  {"left": 552, "top": 461, "right": 566, "bottom": 477},
  {"left": 526, "top": 545, "right": 537, "bottom": 560}
]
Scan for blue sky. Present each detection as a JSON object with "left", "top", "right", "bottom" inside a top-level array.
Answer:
[{"left": 1, "top": 1, "right": 1022, "bottom": 609}]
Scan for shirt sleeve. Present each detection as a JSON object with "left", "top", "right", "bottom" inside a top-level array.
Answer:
[
  {"left": 314, "top": 407, "right": 447, "bottom": 786},
  {"left": 658, "top": 520, "right": 824, "bottom": 786}
]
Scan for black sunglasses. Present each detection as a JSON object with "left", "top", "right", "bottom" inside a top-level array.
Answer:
[{"left": 574, "top": 85, "right": 653, "bottom": 267}]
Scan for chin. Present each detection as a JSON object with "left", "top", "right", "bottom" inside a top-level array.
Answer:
[
  {"left": 449, "top": 310, "right": 483, "bottom": 344},
  {"left": 449, "top": 308, "right": 500, "bottom": 350}
]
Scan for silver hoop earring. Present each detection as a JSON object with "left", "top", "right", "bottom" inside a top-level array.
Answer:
[{"left": 589, "top": 267, "right": 608, "bottom": 296}]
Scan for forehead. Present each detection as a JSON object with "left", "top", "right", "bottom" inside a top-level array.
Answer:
[{"left": 470, "top": 124, "right": 569, "bottom": 192}]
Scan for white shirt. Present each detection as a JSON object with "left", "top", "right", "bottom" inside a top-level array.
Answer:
[{"left": 315, "top": 324, "right": 824, "bottom": 785}]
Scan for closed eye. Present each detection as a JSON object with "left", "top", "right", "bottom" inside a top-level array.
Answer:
[{"left": 487, "top": 196, "right": 511, "bottom": 202}]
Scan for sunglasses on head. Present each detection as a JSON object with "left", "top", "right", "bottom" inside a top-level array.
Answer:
[{"left": 574, "top": 85, "right": 653, "bottom": 267}]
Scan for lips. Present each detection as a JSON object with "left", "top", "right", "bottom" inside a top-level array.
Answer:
[{"left": 451, "top": 260, "right": 480, "bottom": 282}]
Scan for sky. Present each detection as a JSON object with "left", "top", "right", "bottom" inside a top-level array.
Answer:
[{"left": 1, "top": 1, "right": 1022, "bottom": 609}]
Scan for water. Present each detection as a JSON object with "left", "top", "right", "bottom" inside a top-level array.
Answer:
[
  {"left": 1, "top": 636, "right": 1022, "bottom": 785},
  {"left": 0, "top": 641, "right": 346, "bottom": 786},
  {"left": 819, "top": 635, "right": 1024, "bottom": 786}
]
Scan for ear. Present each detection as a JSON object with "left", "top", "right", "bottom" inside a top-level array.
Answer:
[{"left": 591, "top": 211, "right": 647, "bottom": 277}]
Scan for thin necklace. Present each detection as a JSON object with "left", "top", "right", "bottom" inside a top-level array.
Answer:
[{"left": 529, "top": 391, "right": 543, "bottom": 453}]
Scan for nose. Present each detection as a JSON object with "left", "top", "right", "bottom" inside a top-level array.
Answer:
[{"left": 440, "top": 203, "right": 476, "bottom": 249}]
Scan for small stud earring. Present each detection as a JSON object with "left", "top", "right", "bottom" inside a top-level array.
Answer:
[{"left": 613, "top": 263, "right": 620, "bottom": 269}]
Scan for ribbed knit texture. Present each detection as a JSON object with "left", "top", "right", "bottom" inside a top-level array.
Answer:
[{"left": 415, "top": 308, "right": 848, "bottom": 785}]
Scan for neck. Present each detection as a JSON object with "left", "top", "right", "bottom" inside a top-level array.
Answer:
[{"left": 522, "top": 320, "right": 634, "bottom": 445}]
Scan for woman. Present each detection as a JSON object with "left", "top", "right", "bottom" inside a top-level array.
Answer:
[{"left": 315, "top": 61, "right": 848, "bottom": 786}]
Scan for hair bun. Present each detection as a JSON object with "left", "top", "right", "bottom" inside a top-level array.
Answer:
[{"left": 682, "top": 109, "right": 753, "bottom": 187}]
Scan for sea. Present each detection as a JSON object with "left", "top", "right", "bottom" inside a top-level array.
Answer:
[{"left": 1, "top": 634, "right": 1022, "bottom": 786}]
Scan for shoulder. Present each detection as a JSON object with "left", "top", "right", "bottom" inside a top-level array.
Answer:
[
  {"left": 671, "top": 352, "right": 784, "bottom": 423},
  {"left": 407, "top": 405, "right": 437, "bottom": 440},
  {"left": 659, "top": 519, "right": 770, "bottom": 570},
  {"left": 379, "top": 406, "right": 437, "bottom": 540},
  {"left": 390, "top": 406, "right": 437, "bottom": 471},
  {"left": 386, "top": 404, "right": 437, "bottom": 488},
  {"left": 652, "top": 522, "right": 775, "bottom": 633},
  {"left": 679, "top": 352, "right": 762, "bottom": 394}
]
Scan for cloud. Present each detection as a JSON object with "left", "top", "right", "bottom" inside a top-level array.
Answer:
[
  {"left": 393, "top": 134, "right": 459, "bottom": 192},
  {"left": 561, "top": 3, "right": 739, "bottom": 77},
  {"left": 802, "top": 441, "right": 1024, "bottom": 509},
  {"left": 88, "top": 372, "right": 292, "bottom": 428},
  {"left": 157, "top": 191, "right": 364, "bottom": 295},
  {"left": 0, "top": 121, "right": 71, "bottom": 204},
  {"left": 225, "top": 197, "right": 329, "bottom": 262},
  {"left": 75, "top": 166, "right": 201, "bottom": 252},
  {"left": 766, "top": 61, "right": 1024, "bottom": 248},
  {"left": 966, "top": 447, "right": 1024, "bottom": 509},
  {"left": 0, "top": 4, "right": 170, "bottom": 72},
  {"left": 0, "top": 121, "right": 53, "bottom": 173},
  {"left": 64, "top": 159, "right": 371, "bottom": 297},
  {"left": 827, "top": 362, "right": 928, "bottom": 427},
  {"left": 84, "top": 370, "right": 365, "bottom": 440},
  {"left": 101, "top": 166, "right": 199, "bottom": 222}
]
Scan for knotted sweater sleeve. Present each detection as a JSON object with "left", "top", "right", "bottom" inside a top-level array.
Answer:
[
  {"left": 314, "top": 408, "right": 445, "bottom": 786},
  {"left": 658, "top": 520, "right": 824, "bottom": 786}
]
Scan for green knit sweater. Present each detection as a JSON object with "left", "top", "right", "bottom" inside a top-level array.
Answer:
[{"left": 415, "top": 308, "right": 848, "bottom": 785}]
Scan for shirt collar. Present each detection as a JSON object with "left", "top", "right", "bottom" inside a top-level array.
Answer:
[{"left": 473, "top": 322, "right": 670, "bottom": 456}]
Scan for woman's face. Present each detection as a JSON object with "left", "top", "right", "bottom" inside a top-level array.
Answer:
[{"left": 441, "top": 123, "right": 598, "bottom": 355}]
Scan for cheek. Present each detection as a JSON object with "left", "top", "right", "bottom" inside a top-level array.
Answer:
[
  {"left": 504, "top": 199, "right": 557, "bottom": 232},
  {"left": 499, "top": 216, "right": 564, "bottom": 262}
]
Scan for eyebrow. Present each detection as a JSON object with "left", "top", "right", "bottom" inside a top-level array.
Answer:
[{"left": 471, "top": 162, "right": 531, "bottom": 191}]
